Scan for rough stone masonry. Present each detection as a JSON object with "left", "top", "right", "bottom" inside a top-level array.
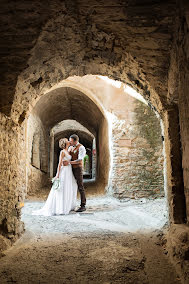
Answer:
[{"left": 0, "top": 0, "right": 189, "bottom": 282}]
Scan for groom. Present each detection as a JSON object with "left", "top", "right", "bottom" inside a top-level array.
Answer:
[{"left": 63, "top": 134, "right": 86, "bottom": 212}]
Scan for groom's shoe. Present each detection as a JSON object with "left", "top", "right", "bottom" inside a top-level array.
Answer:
[{"left": 76, "top": 206, "right": 86, "bottom": 212}]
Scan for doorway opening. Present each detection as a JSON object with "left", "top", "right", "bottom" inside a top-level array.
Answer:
[{"left": 51, "top": 120, "right": 96, "bottom": 182}]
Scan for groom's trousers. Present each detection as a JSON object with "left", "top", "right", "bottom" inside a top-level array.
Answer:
[{"left": 72, "top": 167, "right": 86, "bottom": 207}]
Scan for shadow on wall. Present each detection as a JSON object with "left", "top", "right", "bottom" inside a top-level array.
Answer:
[{"left": 26, "top": 113, "right": 49, "bottom": 196}]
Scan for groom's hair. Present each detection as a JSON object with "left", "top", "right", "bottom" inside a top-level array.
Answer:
[{"left": 70, "top": 134, "right": 79, "bottom": 142}]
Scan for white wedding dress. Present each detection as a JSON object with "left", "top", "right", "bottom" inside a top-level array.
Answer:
[{"left": 32, "top": 149, "right": 78, "bottom": 216}]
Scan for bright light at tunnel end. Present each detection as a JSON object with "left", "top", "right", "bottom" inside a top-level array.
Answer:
[
  {"left": 105, "top": 110, "right": 115, "bottom": 195},
  {"left": 97, "top": 75, "right": 148, "bottom": 105},
  {"left": 97, "top": 75, "right": 150, "bottom": 196}
]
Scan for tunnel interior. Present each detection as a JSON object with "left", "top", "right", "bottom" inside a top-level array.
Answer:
[
  {"left": 26, "top": 86, "right": 110, "bottom": 196},
  {"left": 1, "top": 2, "right": 189, "bottom": 281}
]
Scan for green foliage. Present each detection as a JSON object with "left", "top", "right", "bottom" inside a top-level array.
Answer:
[{"left": 134, "top": 100, "right": 162, "bottom": 149}]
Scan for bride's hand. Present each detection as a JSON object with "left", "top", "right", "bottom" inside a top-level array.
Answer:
[{"left": 52, "top": 176, "right": 58, "bottom": 183}]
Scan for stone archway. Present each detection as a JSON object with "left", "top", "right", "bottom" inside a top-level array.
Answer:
[
  {"left": 0, "top": 2, "right": 187, "bottom": 241},
  {"left": 25, "top": 85, "right": 110, "bottom": 197},
  {"left": 51, "top": 122, "right": 95, "bottom": 180},
  {"left": 19, "top": 71, "right": 186, "bottom": 225},
  {"left": 1, "top": 2, "right": 189, "bottom": 279},
  {"left": 5, "top": 11, "right": 185, "bottom": 225}
]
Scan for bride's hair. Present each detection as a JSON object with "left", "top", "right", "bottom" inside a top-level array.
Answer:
[{"left": 59, "top": 138, "right": 68, "bottom": 149}]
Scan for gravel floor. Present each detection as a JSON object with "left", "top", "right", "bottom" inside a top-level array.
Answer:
[{"left": 22, "top": 196, "right": 168, "bottom": 235}]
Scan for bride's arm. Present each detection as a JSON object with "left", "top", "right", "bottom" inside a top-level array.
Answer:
[{"left": 55, "top": 150, "right": 65, "bottom": 178}]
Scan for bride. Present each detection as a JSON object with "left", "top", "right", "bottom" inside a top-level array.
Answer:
[{"left": 32, "top": 138, "right": 78, "bottom": 216}]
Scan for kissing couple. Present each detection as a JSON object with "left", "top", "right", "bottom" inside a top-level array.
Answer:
[{"left": 32, "top": 134, "right": 87, "bottom": 216}]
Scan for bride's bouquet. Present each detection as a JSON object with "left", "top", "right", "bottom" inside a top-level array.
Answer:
[{"left": 51, "top": 177, "right": 60, "bottom": 191}]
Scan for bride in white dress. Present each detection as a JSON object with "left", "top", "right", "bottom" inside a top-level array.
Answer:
[{"left": 32, "top": 138, "right": 78, "bottom": 216}]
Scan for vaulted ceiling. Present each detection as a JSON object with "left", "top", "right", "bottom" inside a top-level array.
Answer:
[
  {"left": 32, "top": 87, "right": 104, "bottom": 135},
  {"left": 0, "top": 0, "right": 177, "bottom": 115}
]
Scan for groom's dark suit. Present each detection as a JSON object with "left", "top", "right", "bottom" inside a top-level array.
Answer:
[{"left": 70, "top": 144, "right": 86, "bottom": 207}]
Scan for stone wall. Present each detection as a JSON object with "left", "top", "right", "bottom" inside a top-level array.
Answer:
[
  {"left": 0, "top": 0, "right": 186, "bottom": 227},
  {"left": 98, "top": 116, "right": 110, "bottom": 191},
  {"left": 1, "top": 1, "right": 176, "bottom": 118},
  {"left": 11, "top": 7, "right": 169, "bottom": 126},
  {"left": 0, "top": 113, "right": 25, "bottom": 243},
  {"left": 64, "top": 76, "right": 164, "bottom": 199},
  {"left": 177, "top": 2, "right": 189, "bottom": 224},
  {"left": 0, "top": 2, "right": 188, "bottom": 280},
  {"left": 111, "top": 99, "right": 164, "bottom": 199},
  {"left": 2, "top": 4, "right": 179, "bottom": 219},
  {"left": 164, "top": 3, "right": 189, "bottom": 282},
  {"left": 166, "top": 224, "right": 189, "bottom": 284},
  {"left": 26, "top": 113, "right": 49, "bottom": 196}
]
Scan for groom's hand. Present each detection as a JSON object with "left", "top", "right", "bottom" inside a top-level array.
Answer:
[{"left": 63, "top": 161, "right": 69, "bottom": 166}]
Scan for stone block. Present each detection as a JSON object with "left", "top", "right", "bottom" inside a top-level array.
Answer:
[{"left": 118, "top": 139, "right": 132, "bottom": 147}]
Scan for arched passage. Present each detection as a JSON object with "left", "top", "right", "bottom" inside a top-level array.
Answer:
[
  {"left": 0, "top": 2, "right": 189, "bottom": 280},
  {"left": 8, "top": 17, "right": 186, "bottom": 225},
  {"left": 0, "top": 1, "right": 186, "bottom": 230},
  {"left": 26, "top": 86, "right": 110, "bottom": 196}
]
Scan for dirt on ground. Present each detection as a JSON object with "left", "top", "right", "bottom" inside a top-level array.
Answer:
[
  {"left": 0, "top": 197, "right": 182, "bottom": 284},
  {"left": 0, "top": 232, "right": 182, "bottom": 284}
]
